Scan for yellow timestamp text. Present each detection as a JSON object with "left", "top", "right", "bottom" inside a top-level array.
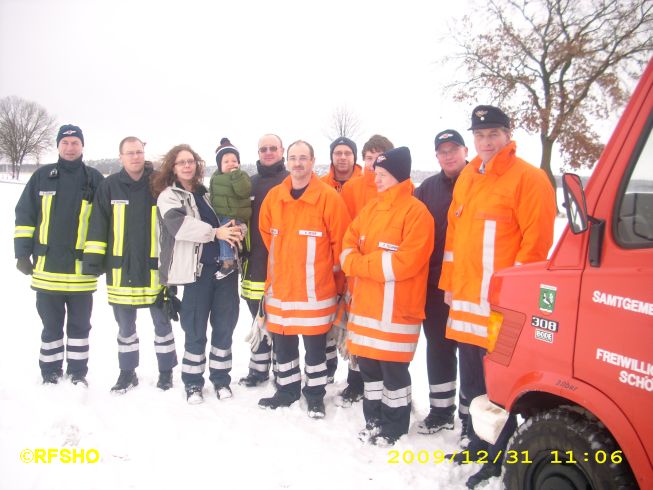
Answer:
[{"left": 387, "top": 449, "right": 624, "bottom": 465}]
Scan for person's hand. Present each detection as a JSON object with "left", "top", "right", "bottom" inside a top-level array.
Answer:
[
  {"left": 444, "top": 290, "right": 452, "bottom": 307},
  {"left": 215, "top": 220, "right": 243, "bottom": 247},
  {"left": 16, "top": 257, "right": 33, "bottom": 275}
]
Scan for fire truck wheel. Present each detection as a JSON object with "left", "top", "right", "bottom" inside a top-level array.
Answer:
[{"left": 503, "top": 407, "right": 637, "bottom": 490}]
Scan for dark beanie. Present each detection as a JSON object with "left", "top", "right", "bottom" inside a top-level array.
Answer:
[
  {"left": 215, "top": 137, "right": 240, "bottom": 171},
  {"left": 373, "top": 146, "right": 411, "bottom": 183},
  {"left": 330, "top": 137, "right": 357, "bottom": 164},
  {"left": 57, "top": 124, "right": 84, "bottom": 146}
]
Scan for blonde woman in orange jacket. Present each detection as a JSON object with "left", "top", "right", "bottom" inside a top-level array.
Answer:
[
  {"left": 341, "top": 146, "right": 434, "bottom": 446},
  {"left": 258, "top": 140, "right": 351, "bottom": 419}
]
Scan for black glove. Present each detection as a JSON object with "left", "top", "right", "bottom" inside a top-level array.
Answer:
[
  {"left": 16, "top": 257, "right": 34, "bottom": 276},
  {"left": 156, "top": 286, "right": 181, "bottom": 321}
]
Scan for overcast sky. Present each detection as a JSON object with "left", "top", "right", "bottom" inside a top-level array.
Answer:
[{"left": 0, "top": 0, "right": 619, "bottom": 172}]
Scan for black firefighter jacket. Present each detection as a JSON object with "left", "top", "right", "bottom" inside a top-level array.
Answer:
[
  {"left": 82, "top": 167, "right": 162, "bottom": 307},
  {"left": 14, "top": 158, "right": 104, "bottom": 294},
  {"left": 240, "top": 158, "right": 288, "bottom": 302}
]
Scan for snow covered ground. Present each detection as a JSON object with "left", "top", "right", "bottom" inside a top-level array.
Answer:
[{"left": 0, "top": 180, "right": 567, "bottom": 490}]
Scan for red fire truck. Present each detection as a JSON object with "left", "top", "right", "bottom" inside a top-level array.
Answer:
[{"left": 471, "top": 57, "right": 653, "bottom": 489}]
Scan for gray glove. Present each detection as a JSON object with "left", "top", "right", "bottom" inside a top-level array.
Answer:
[
  {"left": 245, "top": 298, "right": 271, "bottom": 352},
  {"left": 16, "top": 257, "right": 33, "bottom": 275}
]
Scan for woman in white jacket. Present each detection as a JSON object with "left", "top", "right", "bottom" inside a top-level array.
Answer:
[{"left": 152, "top": 144, "right": 243, "bottom": 404}]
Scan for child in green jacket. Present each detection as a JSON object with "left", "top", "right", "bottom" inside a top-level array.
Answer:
[{"left": 210, "top": 138, "right": 251, "bottom": 279}]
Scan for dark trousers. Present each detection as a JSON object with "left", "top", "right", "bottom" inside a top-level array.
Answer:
[
  {"left": 459, "top": 342, "right": 517, "bottom": 460},
  {"left": 36, "top": 292, "right": 92, "bottom": 377},
  {"left": 346, "top": 363, "right": 364, "bottom": 390},
  {"left": 245, "top": 298, "right": 273, "bottom": 379},
  {"left": 326, "top": 334, "right": 338, "bottom": 378},
  {"left": 423, "top": 287, "right": 468, "bottom": 419},
  {"left": 112, "top": 304, "right": 178, "bottom": 371},
  {"left": 359, "top": 357, "right": 412, "bottom": 440},
  {"left": 272, "top": 332, "right": 327, "bottom": 402},
  {"left": 179, "top": 264, "right": 238, "bottom": 389}
]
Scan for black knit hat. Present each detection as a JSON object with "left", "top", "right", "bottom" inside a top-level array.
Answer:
[
  {"left": 215, "top": 137, "right": 240, "bottom": 171},
  {"left": 469, "top": 105, "right": 511, "bottom": 130},
  {"left": 330, "top": 137, "right": 357, "bottom": 164},
  {"left": 57, "top": 124, "right": 84, "bottom": 146},
  {"left": 434, "top": 129, "right": 465, "bottom": 151},
  {"left": 373, "top": 146, "right": 411, "bottom": 183}
]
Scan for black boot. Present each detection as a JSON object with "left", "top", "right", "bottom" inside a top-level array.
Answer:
[
  {"left": 110, "top": 370, "right": 138, "bottom": 394},
  {"left": 156, "top": 370, "right": 173, "bottom": 391},
  {"left": 466, "top": 462, "right": 501, "bottom": 488}
]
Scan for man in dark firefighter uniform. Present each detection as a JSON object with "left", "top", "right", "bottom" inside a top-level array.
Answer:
[
  {"left": 83, "top": 136, "right": 178, "bottom": 394},
  {"left": 14, "top": 124, "right": 104, "bottom": 386}
]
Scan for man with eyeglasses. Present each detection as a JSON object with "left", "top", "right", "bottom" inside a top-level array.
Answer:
[
  {"left": 14, "top": 124, "right": 104, "bottom": 387},
  {"left": 321, "top": 136, "right": 362, "bottom": 193},
  {"left": 239, "top": 134, "right": 289, "bottom": 387},
  {"left": 258, "top": 140, "right": 350, "bottom": 418},
  {"left": 413, "top": 129, "right": 469, "bottom": 439},
  {"left": 320, "top": 136, "right": 362, "bottom": 384},
  {"left": 83, "top": 136, "right": 178, "bottom": 394}
]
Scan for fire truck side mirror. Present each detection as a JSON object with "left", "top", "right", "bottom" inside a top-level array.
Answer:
[{"left": 562, "top": 173, "right": 589, "bottom": 234}]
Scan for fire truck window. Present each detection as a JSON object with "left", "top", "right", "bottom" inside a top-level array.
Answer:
[{"left": 616, "top": 123, "right": 653, "bottom": 247}]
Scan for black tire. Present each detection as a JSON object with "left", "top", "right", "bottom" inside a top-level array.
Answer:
[{"left": 503, "top": 407, "right": 638, "bottom": 490}]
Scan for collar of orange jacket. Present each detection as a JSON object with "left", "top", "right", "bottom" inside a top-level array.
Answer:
[
  {"left": 376, "top": 178, "right": 415, "bottom": 209},
  {"left": 470, "top": 140, "right": 517, "bottom": 176},
  {"left": 280, "top": 172, "right": 323, "bottom": 204},
  {"left": 326, "top": 162, "right": 363, "bottom": 182}
]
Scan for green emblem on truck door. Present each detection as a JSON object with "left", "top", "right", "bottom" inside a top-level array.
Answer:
[{"left": 539, "top": 284, "right": 557, "bottom": 314}]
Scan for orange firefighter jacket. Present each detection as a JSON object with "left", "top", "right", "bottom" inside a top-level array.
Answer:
[
  {"left": 260, "top": 173, "right": 351, "bottom": 335},
  {"left": 341, "top": 179, "right": 434, "bottom": 362},
  {"left": 320, "top": 163, "right": 363, "bottom": 193},
  {"left": 341, "top": 170, "right": 378, "bottom": 219},
  {"left": 438, "top": 141, "right": 556, "bottom": 349}
]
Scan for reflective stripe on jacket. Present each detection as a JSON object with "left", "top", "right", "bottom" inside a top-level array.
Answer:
[
  {"left": 341, "top": 179, "right": 434, "bottom": 362},
  {"left": 260, "top": 173, "right": 351, "bottom": 335},
  {"left": 438, "top": 141, "right": 556, "bottom": 348},
  {"left": 340, "top": 170, "right": 377, "bottom": 219},
  {"left": 83, "top": 167, "right": 162, "bottom": 306},
  {"left": 320, "top": 164, "right": 362, "bottom": 193}
]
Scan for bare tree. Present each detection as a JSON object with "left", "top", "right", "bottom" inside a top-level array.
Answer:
[
  {"left": 0, "top": 96, "right": 57, "bottom": 179},
  {"left": 445, "top": 0, "right": 653, "bottom": 194},
  {"left": 326, "top": 105, "right": 362, "bottom": 141}
]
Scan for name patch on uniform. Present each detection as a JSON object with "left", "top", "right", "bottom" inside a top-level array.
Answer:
[
  {"left": 299, "top": 230, "right": 323, "bottom": 237},
  {"left": 378, "top": 241, "right": 399, "bottom": 251},
  {"left": 39, "top": 191, "right": 56, "bottom": 196},
  {"left": 111, "top": 200, "right": 129, "bottom": 205},
  {"left": 270, "top": 228, "right": 279, "bottom": 236}
]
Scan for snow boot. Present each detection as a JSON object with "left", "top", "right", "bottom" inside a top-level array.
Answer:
[
  {"left": 358, "top": 419, "right": 382, "bottom": 442},
  {"left": 334, "top": 384, "right": 363, "bottom": 408},
  {"left": 185, "top": 385, "right": 204, "bottom": 404},
  {"left": 110, "top": 370, "right": 138, "bottom": 395},
  {"left": 416, "top": 408, "right": 454, "bottom": 434},
  {"left": 157, "top": 370, "right": 173, "bottom": 391},
  {"left": 214, "top": 384, "right": 232, "bottom": 400},
  {"left": 238, "top": 373, "right": 269, "bottom": 387},
  {"left": 70, "top": 373, "right": 88, "bottom": 387},
  {"left": 258, "top": 391, "right": 299, "bottom": 409},
  {"left": 466, "top": 461, "right": 502, "bottom": 488},
  {"left": 42, "top": 370, "right": 63, "bottom": 385},
  {"left": 307, "top": 398, "right": 326, "bottom": 419}
]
